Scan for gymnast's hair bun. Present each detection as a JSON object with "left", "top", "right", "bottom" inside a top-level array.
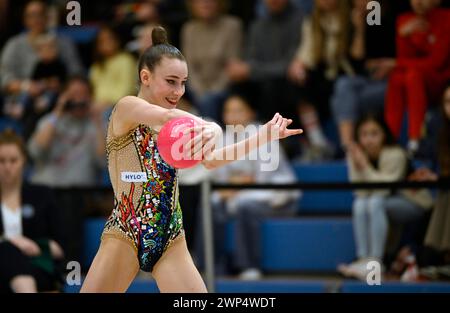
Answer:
[{"left": 152, "top": 26, "right": 169, "bottom": 46}]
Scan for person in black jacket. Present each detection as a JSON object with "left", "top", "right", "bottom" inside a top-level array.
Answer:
[{"left": 0, "top": 129, "right": 65, "bottom": 293}]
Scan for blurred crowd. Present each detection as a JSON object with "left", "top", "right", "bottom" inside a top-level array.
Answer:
[{"left": 0, "top": 0, "right": 450, "bottom": 292}]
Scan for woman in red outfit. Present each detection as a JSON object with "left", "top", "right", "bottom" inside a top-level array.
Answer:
[{"left": 385, "top": 0, "right": 450, "bottom": 154}]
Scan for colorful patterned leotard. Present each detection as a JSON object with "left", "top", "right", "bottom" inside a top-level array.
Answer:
[{"left": 101, "top": 110, "right": 184, "bottom": 272}]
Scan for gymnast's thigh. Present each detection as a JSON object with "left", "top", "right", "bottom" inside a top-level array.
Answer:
[{"left": 80, "top": 237, "right": 139, "bottom": 293}]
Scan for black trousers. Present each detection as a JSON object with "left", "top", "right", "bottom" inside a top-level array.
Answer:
[{"left": 0, "top": 241, "right": 56, "bottom": 293}]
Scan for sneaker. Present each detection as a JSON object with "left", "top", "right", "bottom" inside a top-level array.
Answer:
[
  {"left": 238, "top": 268, "right": 262, "bottom": 281},
  {"left": 400, "top": 254, "right": 419, "bottom": 282},
  {"left": 337, "top": 259, "right": 367, "bottom": 279}
]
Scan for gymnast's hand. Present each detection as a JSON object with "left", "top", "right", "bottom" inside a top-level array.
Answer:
[
  {"left": 261, "top": 113, "right": 303, "bottom": 141},
  {"left": 183, "top": 122, "right": 221, "bottom": 161}
]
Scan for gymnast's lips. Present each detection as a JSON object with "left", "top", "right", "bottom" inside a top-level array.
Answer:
[{"left": 166, "top": 98, "right": 178, "bottom": 106}]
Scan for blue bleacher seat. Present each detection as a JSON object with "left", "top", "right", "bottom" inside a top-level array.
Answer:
[
  {"left": 0, "top": 117, "right": 24, "bottom": 135},
  {"left": 225, "top": 218, "right": 356, "bottom": 272},
  {"left": 100, "top": 167, "right": 111, "bottom": 187},
  {"left": 57, "top": 25, "right": 99, "bottom": 44},
  {"left": 293, "top": 161, "right": 353, "bottom": 214},
  {"left": 261, "top": 218, "right": 356, "bottom": 272},
  {"left": 82, "top": 218, "right": 106, "bottom": 269}
]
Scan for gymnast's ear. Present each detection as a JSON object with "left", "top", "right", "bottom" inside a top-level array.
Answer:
[{"left": 139, "top": 67, "right": 152, "bottom": 87}]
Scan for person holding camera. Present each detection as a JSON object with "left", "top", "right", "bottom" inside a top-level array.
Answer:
[{"left": 27, "top": 76, "right": 105, "bottom": 188}]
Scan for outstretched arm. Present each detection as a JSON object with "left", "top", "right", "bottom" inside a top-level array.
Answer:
[
  {"left": 197, "top": 113, "right": 302, "bottom": 170},
  {"left": 112, "top": 95, "right": 216, "bottom": 137}
]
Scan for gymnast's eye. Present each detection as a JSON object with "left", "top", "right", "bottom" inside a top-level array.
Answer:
[{"left": 166, "top": 79, "right": 176, "bottom": 85}]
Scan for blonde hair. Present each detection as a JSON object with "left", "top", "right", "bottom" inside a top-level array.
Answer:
[{"left": 311, "top": 0, "right": 350, "bottom": 66}]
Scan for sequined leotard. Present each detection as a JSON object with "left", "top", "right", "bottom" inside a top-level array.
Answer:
[{"left": 101, "top": 109, "right": 184, "bottom": 272}]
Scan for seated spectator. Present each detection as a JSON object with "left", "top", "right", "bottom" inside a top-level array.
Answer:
[
  {"left": 196, "top": 94, "right": 300, "bottom": 279},
  {"left": 30, "top": 34, "right": 67, "bottom": 111},
  {"left": 125, "top": 23, "right": 158, "bottom": 56},
  {"left": 114, "top": 0, "right": 161, "bottom": 45},
  {"left": 331, "top": 0, "right": 396, "bottom": 150},
  {"left": 0, "top": 0, "right": 83, "bottom": 124},
  {"left": 89, "top": 25, "right": 138, "bottom": 114},
  {"left": 226, "top": 0, "right": 303, "bottom": 127},
  {"left": 338, "top": 114, "right": 433, "bottom": 281},
  {"left": 181, "top": 0, "right": 243, "bottom": 121},
  {"left": 21, "top": 33, "right": 68, "bottom": 139},
  {"left": 408, "top": 82, "right": 450, "bottom": 280},
  {"left": 288, "top": 0, "right": 353, "bottom": 161},
  {"left": 385, "top": 0, "right": 450, "bottom": 155},
  {"left": 0, "top": 129, "right": 65, "bottom": 293},
  {"left": 27, "top": 76, "right": 105, "bottom": 187}
]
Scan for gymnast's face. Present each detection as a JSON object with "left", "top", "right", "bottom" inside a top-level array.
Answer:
[
  {"left": 140, "top": 57, "right": 188, "bottom": 109},
  {"left": 0, "top": 144, "right": 25, "bottom": 187},
  {"left": 357, "top": 120, "right": 385, "bottom": 159}
]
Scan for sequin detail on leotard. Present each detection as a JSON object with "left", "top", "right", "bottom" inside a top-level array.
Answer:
[{"left": 102, "top": 122, "right": 184, "bottom": 272}]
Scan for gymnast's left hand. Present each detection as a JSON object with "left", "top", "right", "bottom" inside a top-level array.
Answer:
[{"left": 261, "top": 113, "right": 303, "bottom": 141}]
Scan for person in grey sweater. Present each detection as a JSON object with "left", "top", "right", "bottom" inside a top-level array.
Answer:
[
  {"left": 0, "top": 1, "right": 83, "bottom": 100},
  {"left": 226, "top": 0, "right": 303, "bottom": 122},
  {"left": 27, "top": 76, "right": 105, "bottom": 188}
]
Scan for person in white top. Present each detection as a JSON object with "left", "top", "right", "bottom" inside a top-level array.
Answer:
[{"left": 0, "top": 129, "right": 65, "bottom": 293}]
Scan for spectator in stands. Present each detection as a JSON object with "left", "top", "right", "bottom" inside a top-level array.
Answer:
[
  {"left": 0, "top": 0, "right": 83, "bottom": 125},
  {"left": 338, "top": 114, "right": 433, "bottom": 281},
  {"left": 89, "top": 25, "right": 138, "bottom": 115},
  {"left": 27, "top": 76, "right": 105, "bottom": 187},
  {"left": 288, "top": 0, "right": 353, "bottom": 161},
  {"left": 20, "top": 33, "right": 68, "bottom": 140},
  {"left": 226, "top": 0, "right": 303, "bottom": 126},
  {"left": 407, "top": 82, "right": 450, "bottom": 279},
  {"left": 30, "top": 34, "right": 67, "bottom": 111},
  {"left": 199, "top": 94, "right": 300, "bottom": 279},
  {"left": 0, "top": 129, "right": 65, "bottom": 293},
  {"left": 181, "top": 0, "right": 244, "bottom": 121},
  {"left": 125, "top": 23, "right": 158, "bottom": 56},
  {"left": 330, "top": 0, "right": 397, "bottom": 150},
  {"left": 114, "top": 0, "right": 161, "bottom": 46},
  {"left": 385, "top": 0, "right": 450, "bottom": 156}
]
